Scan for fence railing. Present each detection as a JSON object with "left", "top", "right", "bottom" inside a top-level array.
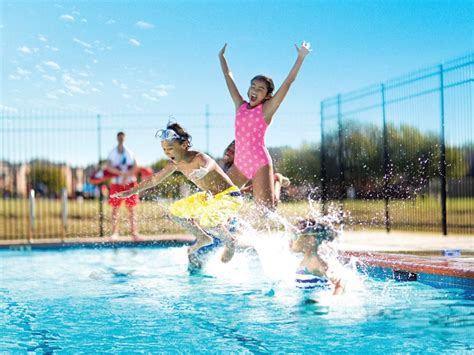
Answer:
[{"left": 320, "top": 53, "right": 473, "bottom": 234}]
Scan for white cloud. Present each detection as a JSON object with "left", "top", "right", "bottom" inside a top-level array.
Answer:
[
  {"left": 91, "top": 87, "right": 100, "bottom": 93},
  {"left": 42, "top": 74, "right": 57, "bottom": 82},
  {"left": 129, "top": 38, "right": 140, "bottom": 47},
  {"left": 112, "top": 79, "right": 128, "bottom": 90},
  {"left": 106, "top": 19, "right": 116, "bottom": 25},
  {"left": 9, "top": 75, "right": 21, "bottom": 80},
  {"left": 92, "top": 59, "right": 99, "bottom": 64},
  {"left": 81, "top": 18, "right": 88, "bottom": 23},
  {"left": 84, "top": 49, "right": 95, "bottom": 55},
  {"left": 43, "top": 61, "right": 61, "bottom": 70},
  {"left": 63, "top": 74, "right": 87, "bottom": 94},
  {"left": 46, "top": 45, "right": 60, "bottom": 52},
  {"left": 142, "top": 93, "right": 158, "bottom": 102},
  {"left": 73, "top": 38, "right": 92, "bottom": 48},
  {"left": 35, "top": 64, "right": 45, "bottom": 73},
  {"left": 136, "top": 21, "right": 154, "bottom": 29},
  {"left": 0, "top": 25, "right": 4, "bottom": 30},
  {"left": 60, "top": 14, "right": 75, "bottom": 22},
  {"left": 38, "top": 34, "right": 47, "bottom": 42},
  {"left": 46, "top": 93, "right": 58, "bottom": 99},
  {"left": 17, "top": 67, "right": 31, "bottom": 76},
  {"left": 58, "top": 89, "right": 73, "bottom": 96},
  {"left": 0, "top": 104, "right": 18, "bottom": 113},
  {"left": 122, "top": 93, "right": 131, "bottom": 99},
  {"left": 18, "top": 46, "right": 33, "bottom": 54},
  {"left": 141, "top": 84, "right": 174, "bottom": 102}
]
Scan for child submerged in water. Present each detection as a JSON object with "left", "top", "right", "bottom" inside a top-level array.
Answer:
[
  {"left": 112, "top": 123, "right": 243, "bottom": 262},
  {"left": 290, "top": 219, "right": 345, "bottom": 296}
]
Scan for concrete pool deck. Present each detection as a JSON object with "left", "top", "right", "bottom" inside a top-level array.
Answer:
[{"left": 1, "top": 230, "right": 473, "bottom": 279}]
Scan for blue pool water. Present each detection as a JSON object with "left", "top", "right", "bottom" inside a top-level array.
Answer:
[{"left": 1, "top": 246, "right": 473, "bottom": 353}]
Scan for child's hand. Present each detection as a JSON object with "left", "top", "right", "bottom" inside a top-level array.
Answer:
[
  {"left": 295, "top": 41, "right": 311, "bottom": 57},
  {"left": 189, "top": 166, "right": 209, "bottom": 180},
  {"left": 281, "top": 176, "right": 291, "bottom": 188},
  {"left": 111, "top": 190, "right": 134, "bottom": 199},
  {"left": 219, "top": 43, "right": 227, "bottom": 57}
]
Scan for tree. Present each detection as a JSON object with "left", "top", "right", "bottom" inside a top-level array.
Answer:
[{"left": 29, "top": 164, "right": 66, "bottom": 197}]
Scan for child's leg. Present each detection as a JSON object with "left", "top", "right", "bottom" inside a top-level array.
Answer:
[
  {"left": 170, "top": 216, "right": 213, "bottom": 254},
  {"left": 111, "top": 206, "right": 120, "bottom": 237},
  {"left": 213, "top": 224, "right": 236, "bottom": 263},
  {"left": 252, "top": 164, "right": 275, "bottom": 212}
]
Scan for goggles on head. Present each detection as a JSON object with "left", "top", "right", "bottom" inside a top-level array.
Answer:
[
  {"left": 155, "top": 128, "right": 183, "bottom": 142},
  {"left": 291, "top": 223, "right": 336, "bottom": 243}
]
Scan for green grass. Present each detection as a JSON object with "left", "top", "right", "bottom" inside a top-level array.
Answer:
[{"left": 1, "top": 197, "right": 473, "bottom": 240}]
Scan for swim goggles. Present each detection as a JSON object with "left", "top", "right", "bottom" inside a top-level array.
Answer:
[
  {"left": 291, "top": 223, "right": 336, "bottom": 242},
  {"left": 155, "top": 128, "right": 183, "bottom": 141}
]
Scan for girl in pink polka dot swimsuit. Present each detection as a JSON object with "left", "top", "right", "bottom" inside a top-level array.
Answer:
[{"left": 219, "top": 41, "right": 311, "bottom": 211}]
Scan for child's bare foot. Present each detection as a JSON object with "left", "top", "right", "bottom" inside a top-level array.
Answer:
[
  {"left": 188, "top": 236, "right": 213, "bottom": 255},
  {"left": 132, "top": 235, "right": 144, "bottom": 242},
  {"left": 221, "top": 240, "right": 235, "bottom": 263}
]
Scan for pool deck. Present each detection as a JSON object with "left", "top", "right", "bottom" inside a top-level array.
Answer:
[{"left": 1, "top": 230, "right": 473, "bottom": 279}]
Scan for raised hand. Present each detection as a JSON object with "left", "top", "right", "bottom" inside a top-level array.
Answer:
[
  {"left": 219, "top": 43, "right": 227, "bottom": 57},
  {"left": 111, "top": 190, "right": 135, "bottom": 199},
  {"left": 295, "top": 41, "right": 311, "bottom": 57}
]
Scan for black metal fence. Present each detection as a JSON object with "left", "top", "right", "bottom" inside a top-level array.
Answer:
[
  {"left": 320, "top": 53, "right": 473, "bottom": 234},
  {"left": 0, "top": 109, "right": 318, "bottom": 240}
]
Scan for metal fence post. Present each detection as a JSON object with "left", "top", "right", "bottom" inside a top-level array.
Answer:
[
  {"left": 28, "top": 189, "right": 35, "bottom": 243},
  {"left": 381, "top": 84, "right": 391, "bottom": 232},
  {"left": 61, "top": 187, "right": 68, "bottom": 242},
  {"left": 337, "top": 95, "right": 345, "bottom": 207},
  {"left": 320, "top": 101, "right": 328, "bottom": 214},
  {"left": 205, "top": 104, "right": 210, "bottom": 154},
  {"left": 439, "top": 65, "right": 448, "bottom": 235},
  {"left": 97, "top": 114, "right": 104, "bottom": 237}
]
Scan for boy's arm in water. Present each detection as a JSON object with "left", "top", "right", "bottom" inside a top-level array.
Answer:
[
  {"left": 219, "top": 43, "right": 245, "bottom": 110},
  {"left": 112, "top": 162, "right": 176, "bottom": 198},
  {"left": 330, "top": 276, "right": 345, "bottom": 296},
  {"left": 263, "top": 41, "right": 311, "bottom": 122}
]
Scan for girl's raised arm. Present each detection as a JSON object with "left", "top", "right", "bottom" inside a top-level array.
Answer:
[
  {"left": 263, "top": 41, "right": 311, "bottom": 121},
  {"left": 219, "top": 44, "right": 245, "bottom": 110}
]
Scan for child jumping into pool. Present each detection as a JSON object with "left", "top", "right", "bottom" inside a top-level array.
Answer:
[
  {"left": 219, "top": 41, "right": 310, "bottom": 212},
  {"left": 112, "top": 123, "right": 243, "bottom": 263},
  {"left": 290, "top": 219, "right": 345, "bottom": 297}
]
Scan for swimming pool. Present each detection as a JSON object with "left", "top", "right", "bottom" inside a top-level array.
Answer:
[{"left": 1, "top": 245, "right": 473, "bottom": 353}]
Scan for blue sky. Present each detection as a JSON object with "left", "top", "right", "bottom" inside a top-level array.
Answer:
[{"left": 0, "top": 0, "right": 472, "bottom": 165}]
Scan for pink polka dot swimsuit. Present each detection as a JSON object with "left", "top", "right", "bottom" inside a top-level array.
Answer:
[{"left": 234, "top": 102, "right": 272, "bottom": 180}]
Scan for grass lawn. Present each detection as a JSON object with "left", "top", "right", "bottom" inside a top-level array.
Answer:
[{"left": 1, "top": 197, "right": 472, "bottom": 240}]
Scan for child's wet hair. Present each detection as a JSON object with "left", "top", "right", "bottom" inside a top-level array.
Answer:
[
  {"left": 167, "top": 123, "right": 192, "bottom": 146},
  {"left": 295, "top": 219, "right": 337, "bottom": 243},
  {"left": 251, "top": 75, "right": 275, "bottom": 96},
  {"left": 223, "top": 140, "right": 235, "bottom": 156}
]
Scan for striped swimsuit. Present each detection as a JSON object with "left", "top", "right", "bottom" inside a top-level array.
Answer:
[{"left": 295, "top": 268, "right": 330, "bottom": 290}]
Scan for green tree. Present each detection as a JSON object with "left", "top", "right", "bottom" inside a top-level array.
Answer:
[{"left": 29, "top": 164, "right": 66, "bottom": 196}]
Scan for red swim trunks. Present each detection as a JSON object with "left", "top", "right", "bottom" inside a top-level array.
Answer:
[{"left": 108, "top": 182, "right": 139, "bottom": 207}]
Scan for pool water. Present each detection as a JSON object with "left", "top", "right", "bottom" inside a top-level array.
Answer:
[{"left": 1, "top": 245, "right": 473, "bottom": 353}]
